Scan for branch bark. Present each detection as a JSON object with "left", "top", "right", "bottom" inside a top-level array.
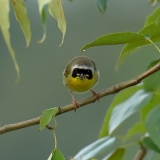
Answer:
[
  {"left": 134, "top": 144, "right": 147, "bottom": 160},
  {"left": 0, "top": 61, "right": 160, "bottom": 135}
]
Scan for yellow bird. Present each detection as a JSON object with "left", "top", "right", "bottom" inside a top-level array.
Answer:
[{"left": 63, "top": 56, "right": 100, "bottom": 110}]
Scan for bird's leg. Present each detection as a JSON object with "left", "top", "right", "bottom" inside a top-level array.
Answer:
[
  {"left": 70, "top": 92, "right": 79, "bottom": 111},
  {"left": 90, "top": 90, "right": 100, "bottom": 101}
]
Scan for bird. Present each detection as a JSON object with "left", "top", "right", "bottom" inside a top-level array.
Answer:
[{"left": 62, "top": 56, "right": 100, "bottom": 111}]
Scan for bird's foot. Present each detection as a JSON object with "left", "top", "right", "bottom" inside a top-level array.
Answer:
[
  {"left": 90, "top": 90, "right": 100, "bottom": 101},
  {"left": 72, "top": 99, "right": 79, "bottom": 112},
  {"left": 71, "top": 92, "right": 80, "bottom": 112}
]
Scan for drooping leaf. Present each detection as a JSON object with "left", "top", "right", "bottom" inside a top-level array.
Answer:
[
  {"left": 99, "top": 85, "right": 143, "bottom": 138},
  {"left": 38, "top": 0, "right": 51, "bottom": 15},
  {"left": 39, "top": 107, "right": 58, "bottom": 131},
  {"left": 123, "top": 122, "right": 144, "bottom": 141},
  {"left": 81, "top": 32, "right": 146, "bottom": 52},
  {"left": 37, "top": 0, "right": 51, "bottom": 43},
  {"left": 119, "top": 23, "right": 160, "bottom": 65},
  {"left": 73, "top": 136, "right": 118, "bottom": 160},
  {"left": 95, "top": 0, "right": 108, "bottom": 13},
  {"left": 145, "top": 105, "right": 160, "bottom": 149},
  {"left": 0, "top": 0, "right": 20, "bottom": 80},
  {"left": 47, "top": 149, "right": 65, "bottom": 160},
  {"left": 143, "top": 60, "right": 160, "bottom": 91},
  {"left": 143, "top": 136, "right": 160, "bottom": 153},
  {"left": 145, "top": 7, "right": 160, "bottom": 26},
  {"left": 11, "top": 0, "right": 31, "bottom": 47},
  {"left": 49, "top": 0, "right": 66, "bottom": 46},
  {"left": 107, "top": 148, "right": 125, "bottom": 160},
  {"left": 109, "top": 90, "right": 152, "bottom": 134}
]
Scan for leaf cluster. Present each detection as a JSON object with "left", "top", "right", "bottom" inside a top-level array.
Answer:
[
  {"left": 72, "top": 7, "right": 160, "bottom": 160},
  {"left": 0, "top": 0, "right": 66, "bottom": 80},
  {"left": 1, "top": 1, "right": 160, "bottom": 160}
]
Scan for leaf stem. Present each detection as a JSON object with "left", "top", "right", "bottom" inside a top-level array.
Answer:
[
  {"left": 52, "top": 130, "right": 57, "bottom": 149},
  {"left": 147, "top": 38, "right": 160, "bottom": 53}
]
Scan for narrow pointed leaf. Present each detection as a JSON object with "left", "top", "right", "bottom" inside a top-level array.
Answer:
[
  {"left": 145, "top": 7, "right": 160, "bottom": 26},
  {"left": 81, "top": 32, "right": 146, "bottom": 52},
  {"left": 143, "top": 60, "right": 160, "bottom": 91},
  {"left": 95, "top": 0, "right": 108, "bottom": 13},
  {"left": 107, "top": 148, "right": 125, "bottom": 160},
  {"left": 143, "top": 136, "right": 160, "bottom": 153},
  {"left": 74, "top": 136, "right": 117, "bottom": 160},
  {"left": 11, "top": 0, "right": 31, "bottom": 47},
  {"left": 39, "top": 107, "right": 58, "bottom": 131},
  {"left": 49, "top": 0, "right": 66, "bottom": 46},
  {"left": 99, "top": 85, "right": 143, "bottom": 138},
  {"left": 119, "top": 23, "right": 160, "bottom": 65},
  {"left": 0, "top": 0, "right": 20, "bottom": 80},
  {"left": 38, "top": 0, "right": 51, "bottom": 15},
  {"left": 37, "top": 0, "right": 52, "bottom": 43},
  {"left": 145, "top": 105, "right": 160, "bottom": 149},
  {"left": 109, "top": 90, "right": 152, "bottom": 134}
]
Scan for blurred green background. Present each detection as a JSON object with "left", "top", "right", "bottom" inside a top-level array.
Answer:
[{"left": 0, "top": 0, "right": 159, "bottom": 159}]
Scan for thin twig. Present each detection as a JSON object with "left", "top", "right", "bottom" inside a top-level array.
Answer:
[
  {"left": 134, "top": 143, "right": 147, "bottom": 160},
  {"left": 0, "top": 61, "right": 160, "bottom": 135}
]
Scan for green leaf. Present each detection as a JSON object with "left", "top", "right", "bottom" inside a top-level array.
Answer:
[
  {"left": 99, "top": 85, "right": 143, "bottom": 138},
  {"left": 81, "top": 32, "right": 146, "bottom": 52},
  {"left": 48, "top": 149, "right": 65, "bottom": 160},
  {"left": 74, "top": 136, "right": 118, "bottom": 160},
  {"left": 143, "top": 60, "right": 160, "bottom": 91},
  {"left": 119, "top": 23, "right": 160, "bottom": 65},
  {"left": 107, "top": 148, "right": 125, "bottom": 160},
  {"left": 52, "top": 149, "right": 65, "bottom": 160},
  {"left": 141, "top": 94, "right": 160, "bottom": 133},
  {"left": 123, "top": 122, "right": 143, "bottom": 141},
  {"left": 95, "top": 0, "right": 108, "bottom": 13},
  {"left": 143, "top": 136, "right": 160, "bottom": 153},
  {"left": 145, "top": 7, "right": 160, "bottom": 26},
  {"left": 37, "top": 0, "right": 52, "bottom": 43},
  {"left": 0, "top": 0, "right": 20, "bottom": 80},
  {"left": 38, "top": 0, "right": 51, "bottom": 16},
  {"left": 39, "top": 107, "right": 58, "bottom": 131},
  {"left": 109, "top": 90, "right": 152, "bottom": 134},
  {"left": 49, "top": 0, "right": 66, "bottom": 46},
  {"left": 11, "top": 0, "right": 31, "bottom": 47},
  {"left": 145, "top": 105, "right": 160, "bottom": 149},
  {"left": 156, "top": 16, "right": 160, "bottom": 24}
]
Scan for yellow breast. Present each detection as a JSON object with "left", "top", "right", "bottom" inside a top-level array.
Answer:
[{"left": 63, "top": 71, "right": 99, "bottom": 93}]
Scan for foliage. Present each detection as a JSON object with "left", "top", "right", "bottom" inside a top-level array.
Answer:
[
  {"left": 1, "top": 0, "right": 160, "bottom": 160},
  {"left": 0, "top": 0, "right": 66, "bottom": 79},
  {"left": 72, "top": 5, "right": 160, "bottom": 160}
]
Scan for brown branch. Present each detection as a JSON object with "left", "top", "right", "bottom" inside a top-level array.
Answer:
[
  {"left": 134, "top": 144, "right": 147, "bottom": 160},
  {"left": 0, "top": 61, "right": 160, "bottom": 135}
]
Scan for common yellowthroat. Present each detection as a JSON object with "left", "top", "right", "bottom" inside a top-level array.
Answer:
[{"left": 63, "top": 56, "right": 100, "bottom": 110}]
